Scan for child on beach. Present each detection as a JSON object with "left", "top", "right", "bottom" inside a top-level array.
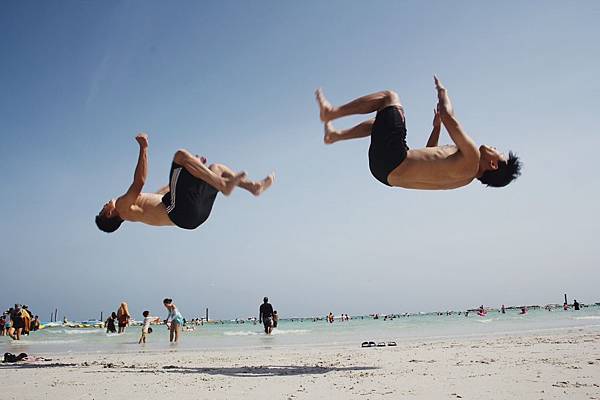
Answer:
[{"left": 138, "top": 311, "right": 160, "bottom": 344}]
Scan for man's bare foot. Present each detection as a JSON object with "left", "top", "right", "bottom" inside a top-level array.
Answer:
[
  {"left": 324, "top": 121, "right": 339, "bottom": 145},
  {"left": 222, "top": 172, "right": 246, "bottom": 196},
  {"left": 249, "top": 173, "right": 275, "bottom": 196},
  {"left": 315, "top": 88, "right": 335, "bottom": 122}
]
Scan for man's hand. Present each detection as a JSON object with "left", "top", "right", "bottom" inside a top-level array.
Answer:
[
  {"left": 434, "top": 75, "right": 454, "bottom": 117},
  {"left": 434, "top": 75, "right": 445, "bottom": 92},
  {"left": 135, "top": 133, "right": 149, "bottom": 148},
  {"left": 432, "top": 108, "right": 441, "bottom": 128}
]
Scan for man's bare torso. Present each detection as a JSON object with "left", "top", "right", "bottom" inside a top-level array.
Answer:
[
  {"left": 116, "top": 193, "right": 174, "bottom": 226},
  {"left": 387, "top": 145, "right": 478, "bottom": 190}
]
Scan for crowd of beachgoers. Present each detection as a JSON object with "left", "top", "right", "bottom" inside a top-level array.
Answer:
[
  {"left": 2, "top": 299, "right": 591, "bottom": 337},
  {"left": 1, "top": 304, "right": 41, "bottom": 340}
]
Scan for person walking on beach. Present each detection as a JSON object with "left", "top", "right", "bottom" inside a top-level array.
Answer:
[
  {"left": 95, "top": 133, "right": 274, "bottom": 233},
  {"left": 573, "top": 299, "right": 580, "bottom": 311},
  {"left": 163, "top": 298, "right": 183, "bottom": 343},
  {"left": 116, "top": 303, "right": 131, "bottom": 334},
  {"left": 259, "top": 297, "right": 274, "bottom": 335},
  {"left": 138, "top": 311, "right": 160, "bottom": 344},
  {"left": 315, "top": 76, "right": 521, "bottom": 189},
  {"left": 272, "top": 310, "right": 279, "bottom": 329},
  {"left": 105, "top": 312, "right": 117, "bottom": 334}
]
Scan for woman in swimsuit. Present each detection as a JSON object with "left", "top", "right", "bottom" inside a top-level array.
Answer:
[
  {"left": 116, "top": 302, "right": 131, "bottom": 334},
  {"left": 163, "top": 298, "right": 184, "bottom": 343}
]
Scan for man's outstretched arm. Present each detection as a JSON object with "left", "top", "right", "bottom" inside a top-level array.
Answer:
[
  {"left": 434, "top": 76, "right": 479, "bottom": 161},
  {"left": 426, "top": 109, "right": 442, "bottom": 147},
  {"left": 119, "top": 133, "right": 149, "bottom": 205}
]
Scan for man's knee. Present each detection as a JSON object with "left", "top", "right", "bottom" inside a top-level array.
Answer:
[
  {"left": 383, "top": 90, "right": 400, "bottom": 106},
  {"left": 173, "top": 149, "right": 191, "bottom": 164}
]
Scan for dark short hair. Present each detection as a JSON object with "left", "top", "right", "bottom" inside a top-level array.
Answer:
[
  {"left": 263, "top": 297, "right": 268, "bottom": 303},
  {"left": 95, "top": 214, "right": 124, "bottom": 233},
  {"left": 478, "top": 151, "right": 522, "bottom": 188},
  {"left": 143, "top": 310, "right": 150, "bottom": 317},
  {"left": 163, "top": 298, "right": 172, "bottom": 304}
]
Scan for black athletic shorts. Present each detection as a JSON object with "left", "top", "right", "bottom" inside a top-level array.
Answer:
[
  {"left": 12, "top": 317, "right": 24, "bottom": 329},
  {"left": 368, "top": 105, "right": 409, "bottom": 186},
  {"left": 162, "top": 162, "right": 219, "bottom": 230}
]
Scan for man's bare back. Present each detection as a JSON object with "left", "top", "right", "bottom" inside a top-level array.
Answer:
[{"left": 315, "top": 76, "right": 521, "bottom": 190}]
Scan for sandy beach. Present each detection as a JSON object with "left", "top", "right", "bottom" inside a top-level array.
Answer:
[{"left": 2, "top": 328, "right": 599, "bottom": 399}]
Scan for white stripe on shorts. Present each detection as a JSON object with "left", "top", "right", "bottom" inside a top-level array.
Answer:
[{"left": 166, "top": 167, "right": 182, "bottom": 213}]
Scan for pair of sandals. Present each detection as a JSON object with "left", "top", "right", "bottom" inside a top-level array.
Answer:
[{"left": 361, "top": 341, "right": 397, "bottom": 348}]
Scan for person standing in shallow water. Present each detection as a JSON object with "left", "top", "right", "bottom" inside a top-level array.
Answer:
[
  {"left": 272, "top": 310, "right": 279, "bottom": 329},
  {"left": 315, "top": 76, "right": 521, "bottom": 189},
  {"left": 105, "top": 312, "right": 117, "bottom": 334},
  {"left": 259, "top": 297, "right": 274, "bottom": 335},
  {"left": 116, "top": 303, "right": 130, "bottom": 334},
  {"left": 163, "top": 298, "right": 183, "bottom": 343}
]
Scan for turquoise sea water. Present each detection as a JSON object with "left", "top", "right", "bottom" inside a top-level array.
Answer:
[{"left": 2, "top": 306, "right": 599, "bottom": 355}]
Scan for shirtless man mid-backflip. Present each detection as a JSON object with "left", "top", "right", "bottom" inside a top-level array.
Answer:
[
  {"left": 316, "top": 76, "right": 521, "bottom": 189},
  {"left": 95, "top": 134, "right": 274, "bottom": 233}
]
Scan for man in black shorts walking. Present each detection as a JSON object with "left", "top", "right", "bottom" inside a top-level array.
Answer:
[
  {"left": 259, "top": 297, "right": 274, "bottom": 335},
  {"left": 95, "top": 133, "right": 274, "bottom": 233},
  {"left": 315, "top": 76, "right": 521, "bottom": 190}
]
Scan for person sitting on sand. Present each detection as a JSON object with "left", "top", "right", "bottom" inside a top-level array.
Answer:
[
  {"left": 138, "top": 311, "right": 160, "bottom": 344},
  {"left": 163, "top": 298, "right": 183, "bottom": 343},
  {"left": 95, "top": 133, "right": 274, "bottom": 233},
  {"left": 259, "top": 297, "right": 274, "bottom": 335},
  {"left": 315, "top": 76, "right": 521, "bottom": 189}
]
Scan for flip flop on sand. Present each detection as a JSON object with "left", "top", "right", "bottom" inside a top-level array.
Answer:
[
  {"left": 387, "top": 341, "right": 397, "bottom": 347},
  {"left": 361, "top": 341, "right": 377, "bottom": 348},
  {"left": 377, "top": 342, "right": 386, "bottom": 347}
]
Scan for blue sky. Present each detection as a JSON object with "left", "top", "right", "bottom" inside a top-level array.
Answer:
[{"left": 1, "top": 1, "right": 599, "bottom": 321}]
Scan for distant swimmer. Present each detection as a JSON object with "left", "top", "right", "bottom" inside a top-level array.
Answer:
[
  {"left": 316, "top": 76, "right": 521, "bottom": 189},
  {"left": 95, "top": 134, "right": 274, "bottom": 233}
]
